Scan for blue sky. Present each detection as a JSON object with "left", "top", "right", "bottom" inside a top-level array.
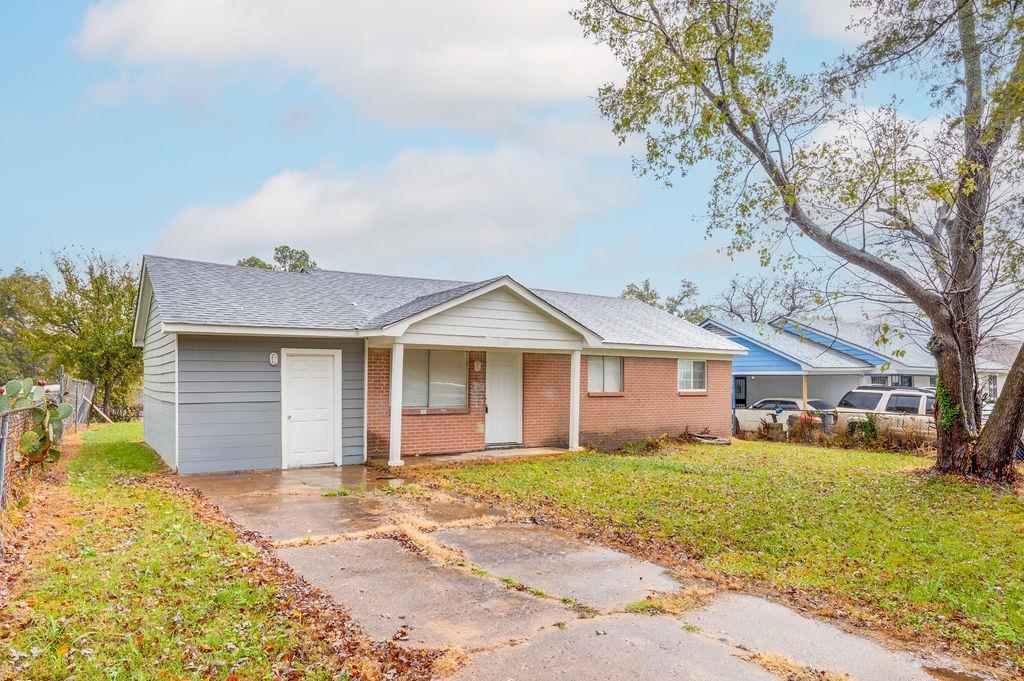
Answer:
[{"left": 1, "top": 1, "right": 907, "bottom": 299}]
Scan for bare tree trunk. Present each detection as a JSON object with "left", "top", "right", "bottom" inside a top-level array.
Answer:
[
  {"left": 974, "top": 345, "right": 1024, "bottom": 482},
  {"left": 932, "top": 327, "right": 978, "bottom": 474}
]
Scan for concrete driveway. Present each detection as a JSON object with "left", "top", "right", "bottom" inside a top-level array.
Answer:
[{"left": 185, "top": 466, "right": 986, "bottom": 681}]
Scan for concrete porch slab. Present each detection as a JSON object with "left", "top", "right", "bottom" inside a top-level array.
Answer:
[
  {"left": 434, "top": 525, "right": 680, "bottom": 610},
  {"left": 370, "top": 446, "right": 568, "bottom": 468},
  {"left": 182, "top": 466, "right": 403, "bottom": 498},
  {"left": 453, "top": 613, "right": 777, "bottom": 681},
  {"left": 209, "top": 494, "right": 394, "bottom": 541},
  {"left": 277, "top": 538, "right": 572, "bottom": 649}
]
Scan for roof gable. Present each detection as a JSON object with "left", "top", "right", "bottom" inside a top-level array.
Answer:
[
  {"left": 403, "top": 284, "right": 586, "bottom": 344},
  {"left": 702, "top": 318, "right": 872, "bottom": 371}
]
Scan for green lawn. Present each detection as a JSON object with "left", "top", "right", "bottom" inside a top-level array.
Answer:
[
  {"left": 0, "top": 423, "right": 369, "bottom": 680},
  {"left": 429, "top": 441, "right": 1024, "bottom": 666}
]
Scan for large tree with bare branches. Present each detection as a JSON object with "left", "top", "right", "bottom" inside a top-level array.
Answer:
[{"left": 577, "top": 0, "right": 1024, "bottom": 481}]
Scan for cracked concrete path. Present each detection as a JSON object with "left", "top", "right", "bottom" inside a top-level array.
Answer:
[
  {"left": 434, "top": 525, "right": 680, "bottom": 611},
  {"left": 454, "top": 613, "right": 778, "bottom": 681},
  {"left": 279, "top": 538, "right": 570, "bottom": 649},
  {"left": 184, "top": 467, "right": 991, "bottom": 681}
]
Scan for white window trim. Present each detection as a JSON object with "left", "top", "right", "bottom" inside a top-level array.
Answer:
[
  {"left": 677, "top": 358, "right": 708, "bottom": 393},
  {"left": 402, "top": 349, "right": 469, "bottom": 409}
]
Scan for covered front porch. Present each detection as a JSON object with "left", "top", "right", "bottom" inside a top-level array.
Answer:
[{"left": 368, "top": 342, "right": 583, "bottom": 467}]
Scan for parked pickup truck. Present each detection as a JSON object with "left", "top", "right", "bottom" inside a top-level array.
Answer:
[
  {"left": 835, "top": 386, "right": 936, "bottom": 438},
  {"left": 734, "top": 397, "right": 837, "bottom": 434}
]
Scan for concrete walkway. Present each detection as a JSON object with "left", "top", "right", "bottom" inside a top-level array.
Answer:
[{"left": 184, "top": 467, "right": 989, "bottom": 681}]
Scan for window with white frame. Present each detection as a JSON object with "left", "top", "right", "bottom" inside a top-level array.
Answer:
[
  {"left": 402, "top": 349, "right": 468, "bottom": 408},
  {"left": 677, "top": 359, "right": 707, "bottom": 391},
  {"left": 587, "top": 355, "right": 623, "bottom": 393}
]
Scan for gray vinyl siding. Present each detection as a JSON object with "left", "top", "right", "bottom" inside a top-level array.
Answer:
[
  {"left": 176, "top": 335, "right": 365, "bottom": 474},
  {"left": 142, "top": 296, "right": 177, "bottom": 467}
]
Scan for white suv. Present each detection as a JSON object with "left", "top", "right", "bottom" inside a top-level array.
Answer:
[{"left": 835, "top": 386, "right": 936, "bottom": 438}]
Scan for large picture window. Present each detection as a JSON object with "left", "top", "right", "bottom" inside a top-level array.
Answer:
[
  {"left": 402, "top": 349, "right": 468, "bottom": 408},
  {"left": 677, "top": 359, "right": 707, "bottom": 391},
  {"left": 587, "top": 355, "right": 623, "bottom": 393}
]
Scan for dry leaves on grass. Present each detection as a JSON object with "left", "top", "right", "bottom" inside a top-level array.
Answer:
[
  {"left": 749, "top": 652, "right": 853, "bottom": 681},
  {"left": 156, "top": 478, "right": 449, "bottom": 679}
]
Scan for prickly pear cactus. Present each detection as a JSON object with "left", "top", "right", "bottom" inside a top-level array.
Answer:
[{"left": 1, "top": 379, "right": 71, "bottom": 469}]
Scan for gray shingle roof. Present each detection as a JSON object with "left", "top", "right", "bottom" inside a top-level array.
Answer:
[
  {"left": 143, "top": 255, "right": 744, "bottom": 353},
  {"left": 705, "top": 318, "right": 873, "bottom": 370},
  {"left": 536, "top": 290, "right": 744, "bottom": 352}
]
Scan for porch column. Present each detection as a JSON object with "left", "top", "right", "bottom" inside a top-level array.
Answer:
[
  {"left": 389, "top": 343, "right": 405, "bottom": 467},
  {"left": 801, "top": 373, "right": 808, "bottom": 409},
  {"left": 569, "top": 350, "right": 581, "bottom": 450}
]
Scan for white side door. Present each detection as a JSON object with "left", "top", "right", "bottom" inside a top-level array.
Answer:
[
  {"left": 282, "top": 350, "right": 342, "bottom": 468},
  {"left": 485, "top": 351, "right": 522, "bottom": 445}
]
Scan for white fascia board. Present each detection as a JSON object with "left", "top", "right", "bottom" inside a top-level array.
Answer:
[
  {"left": 131, "top": 263, "right": 151, "bottom": 347},
  {"left": 804, "top": 367, "right": 877, "bottom": 375},
  {"left": 591, "top": 343, "right": 747, "bottom": 358},
  {"left": 161, "top": 323, "right": 382, "bottom": 338},
  {"left": 732, "top": 370, "right": 807, "bottom": 376},
  {"left": 397, "top": 333, "right": 584, "bottom": 351},
  {"left": 382, "top": 277, "right": 604, "bottom": 346}
]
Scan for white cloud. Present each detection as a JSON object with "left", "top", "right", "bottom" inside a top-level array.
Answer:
[
  {"left": 787, "top": 0, "right": 869, "bottom": 42},
  {"left": 154, "top": 145, "right": 628, "bottom": 273},
  {"left": 75, "top": 0, "right": 621, "bottom": 128}
]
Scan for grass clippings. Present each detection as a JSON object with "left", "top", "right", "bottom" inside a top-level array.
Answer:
[
  {"left": 749, "top": 652, "right": 853, "bottom": 681},
  {"left": 624, "top": 584, "right": 718, "bottom": 615}
]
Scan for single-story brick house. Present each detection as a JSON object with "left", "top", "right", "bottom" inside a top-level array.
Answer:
[{"left": 133, "top": 256, "right": 746, "bottom": 474}]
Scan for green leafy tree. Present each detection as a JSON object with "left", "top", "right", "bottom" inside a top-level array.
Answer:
[
  {"left": 235, "top": 256, "right": 274, "bottom": 270},
  {"left": 577, "top": 0, "right": 1024, "bottom": 481},
  {"left": 621, "top": 278, "right": 709, "bottom": 323},
  {"left": 237, "top": 245, "right": 318, "bottom": 272},
  {"left": 0, "top": 268, "right": 52, "bottom": 381},
  {"left": 25, "top": 251, "right": 142, "bottom": 418}
]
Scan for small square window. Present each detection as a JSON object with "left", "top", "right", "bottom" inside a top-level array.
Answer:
[
  {"left": 678, "top": 359, "right": 707, "bottom": 391},
  {"left": 587, "top": 356, "right": 623, "bottom": 393}
]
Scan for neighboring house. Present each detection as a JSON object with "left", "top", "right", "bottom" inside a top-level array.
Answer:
[
  {"left": 700, "top": 318, "right": 874, "bottom": 406},
  {"left": 701, "top": 316, "right": 1014, "bottom": 409},
  {"left": 134, "top": 256, "right": 746, "bottom": 474}
]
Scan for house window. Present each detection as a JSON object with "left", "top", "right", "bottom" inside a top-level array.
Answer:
[
  {"left": 587, "top": 356, "right": 623, "bottom": 393},
  {"left": 402, "top": 349, "right": 467, "bottom": 408},
  {"left": 678, "top": 359, "right": 707, "bottom": 391},
  {"left": 870, "top": 376, "right": 889, "bottom": 386}
]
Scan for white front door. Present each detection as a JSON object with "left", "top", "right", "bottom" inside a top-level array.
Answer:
[
  {"left": 282, "top": 350, "right": 342, "bottom": 468},
  {"left": 485, "top": 351, "right": 522, "bottom": 445}
]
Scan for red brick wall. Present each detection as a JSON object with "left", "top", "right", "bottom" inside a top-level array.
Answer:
[
  {"left": 367, "top": 348, "right": 732, "bottom": 456},
  {"left": 366, "top": 348, "right": 487, "bottom": 457},
  {"left": 522, "top": 353, "right": 570, "bottom": 447},
  {"left": 579, "top": 356, "right": 732, "bottom": 450}
]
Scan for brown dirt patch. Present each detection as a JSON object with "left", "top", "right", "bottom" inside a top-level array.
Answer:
[{"left": 749, "top": 652, "right": 853, "bottom": 681}]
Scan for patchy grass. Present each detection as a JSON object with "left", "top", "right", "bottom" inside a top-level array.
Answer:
[
  {"left": 430, "top": 440, "right": 1024, "bottom": 666},
  {"left": 0, "top": 423, "right": 413, "bottom": 679}
]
